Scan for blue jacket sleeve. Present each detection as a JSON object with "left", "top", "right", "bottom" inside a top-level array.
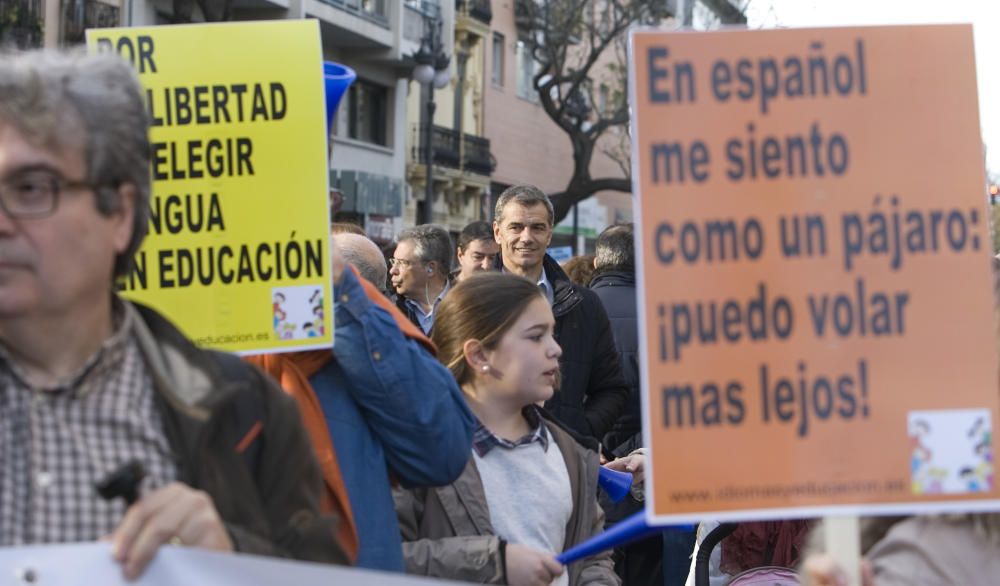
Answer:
[{"left": 332, "top": 270, "right": 475, "bottom": 488}]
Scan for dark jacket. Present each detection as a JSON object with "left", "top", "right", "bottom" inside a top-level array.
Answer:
[
  {"left": 393, "top": 293, "right": 423, "bottom": 333},
  {"left": 392, "top": 276, "right": 453, "bottom": 335},
  {"left": 494, "top": 253, "right": 628, "bottom": 444},
  {"left": 132, "top": 302, "right": 347, "bottom": 564},
  {"left": 393, "top": 416, "right": 619, "bottom": 585},
  {"left": 589, "top": 269, "right": 640, "bottom": 456}
]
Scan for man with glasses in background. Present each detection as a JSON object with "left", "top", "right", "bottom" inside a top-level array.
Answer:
[{"left": 389, "top": 224, "right": 453, "bottom": 335}]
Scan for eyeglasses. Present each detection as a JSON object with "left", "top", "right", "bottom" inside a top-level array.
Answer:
[
  {"left": 389, "top": 257, "right": 422, "bottom": 269},
  {"left": 0, "top": 170, "right": 96, "bottom": 219}
]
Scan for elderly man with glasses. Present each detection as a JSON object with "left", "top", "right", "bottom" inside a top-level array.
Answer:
[
  {"left": 0, "top": 50, "right": 347, "bottom": 578},
  {"left": 389, "top": 224, "right": 454, "bottom": 335}
]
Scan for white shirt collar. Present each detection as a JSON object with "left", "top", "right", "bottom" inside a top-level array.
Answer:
[{"left": 501, "top": 264, "right": 554, "bottom": 305}]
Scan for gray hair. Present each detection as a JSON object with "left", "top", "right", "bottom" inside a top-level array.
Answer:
[
  {"left": 333, "top": 233, "right": 387, "bottom": 292},
  {"left": 595, "top": 223, "right": 634, "bottom": 272},
  {"left": 397, "top": 224, "right": 453, "bottom": 273},
  {"left": 0, "top": 49, "right": 151, "bottom": 279},
  {"left": 494, "top": 184, "right": 554, "bottom": 226}
]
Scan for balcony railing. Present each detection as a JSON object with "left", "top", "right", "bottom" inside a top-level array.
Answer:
[
  {"left": 412, "top": 124, "right": 458, "bottom": 168},
  {"left": 323, "top": 0, "right": 389, "bottom": 28},
  {"left": 413, "top": 124, "right": 494, "bottom": 176},
  {"left": 456, "top": 0, "right": 490, "bottom": 25},
  {"left": 0, "top": 0, "right": 43, "bottom": 49},
  {"left": 463, "top": 134, "right": 494, "bottom": 175}
]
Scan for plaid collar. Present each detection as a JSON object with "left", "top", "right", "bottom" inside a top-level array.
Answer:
[{"left": 472, "top": 405, "right": 550, "bottom": 457}]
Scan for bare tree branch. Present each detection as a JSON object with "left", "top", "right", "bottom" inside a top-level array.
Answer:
[
  {"left": 518, "top": 0, "right": 744, "bottom": 224},
  {"left": 699, "top": 0, "right": 747, "bottom": 24},
  {"left": 550, "top": 177, "right": 633, "bottom": 221}
]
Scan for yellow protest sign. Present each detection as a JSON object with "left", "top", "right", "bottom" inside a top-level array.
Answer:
[
  {"left": 630, "top": 25, "right": 1000, "bottom": 522},
  {"left": 86, "top": 21, "right": 332, "bottom": 354}
]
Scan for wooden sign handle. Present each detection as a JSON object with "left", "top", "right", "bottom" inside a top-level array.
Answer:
[{"left": 822, "top": 515, "right": 861, "bottom": 585}]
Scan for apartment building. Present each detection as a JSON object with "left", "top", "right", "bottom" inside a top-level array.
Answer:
[{"left": 403, "top": 0, "right": 495, "bottom": 233}]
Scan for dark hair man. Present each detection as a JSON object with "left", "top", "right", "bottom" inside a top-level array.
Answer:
[
  {"left": 0, "top": 50, "right": 345, "bottom": 578},
  {"left": 455, "top": 220, "right": 499, "bottom": 281},
  {"left": 491, "top": 185, "right": 627, "bottom": 444},
  {"left": 390, "top": 224, "right": 453, "bottom": 334}
]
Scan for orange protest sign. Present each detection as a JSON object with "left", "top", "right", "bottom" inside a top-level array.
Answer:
[{"left": 630, "top": 24, "right": 1000, "bottom": 522}]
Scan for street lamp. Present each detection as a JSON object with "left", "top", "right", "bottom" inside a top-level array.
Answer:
[{"left": 413, "top": 9, "right": 451, "bottom": 226}]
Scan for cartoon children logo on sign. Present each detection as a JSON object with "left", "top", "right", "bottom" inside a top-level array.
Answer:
[
  {"left": 272, "top": 286, "right": 325, "bottom": 340},
  {"left": 910, "top": 410, "right": 994, "bottom": 495},
  {"left": 86, "top": 22, "right": 333, "bottom": 355}
]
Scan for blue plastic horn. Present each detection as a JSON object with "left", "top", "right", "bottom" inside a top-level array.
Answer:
[
  {"left": 598, "top": 466, "right": 633, "bottom": 503},
  {"left": 323, "top": 61, "right": 357, "bottom": 134},
  {"left": 556, "top": 511, "right": 696, "bottom": 566}
]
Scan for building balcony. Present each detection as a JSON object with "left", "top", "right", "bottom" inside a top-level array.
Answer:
[
  {"left": 456, "top": 0, "right": 490, "bottom": 25},
  {"left": 412, "top": 124, "right": 494, "bottom": 176},
  {"left": 309, "top": 0, "right": 393, "bottom": 51},
  {"left": 413, "top": 124, "right": 461, "bottom": 168},
  {"left": 463, "top": 133, "right": 495, "bottom": 175},
  {"left": 321, "top": 0, "right": 389, "bottom": 28}
]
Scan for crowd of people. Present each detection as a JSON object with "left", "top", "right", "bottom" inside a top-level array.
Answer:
[{"left": 0, "top": 47, "right": 995, "bottom": 586}]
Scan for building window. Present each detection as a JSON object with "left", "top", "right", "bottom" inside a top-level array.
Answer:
[
  {"left": 515, "top": 39, "right": 538, "bottom": 101},
  {"left": 404, "top": 0, "right": 439, "bottom": 18},
  {"left": 327, "top": 0, "right": 388, "bottom": 25},
  {"left": 336, "top": 79, "right": 389, "bottom": 146},
  {"left": 492, "top": 32, "right": 505, "bottom": 87},
  {"left": 361, "top": 0, "right": 386, "bottom": 18}
]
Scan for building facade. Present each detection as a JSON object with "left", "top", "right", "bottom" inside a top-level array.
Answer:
[
  {"left": 10, "top": 0, "right": 742, "bottom": 251},
  {"left": 403, "top": 0, "right": 495, "bottom": 234}
]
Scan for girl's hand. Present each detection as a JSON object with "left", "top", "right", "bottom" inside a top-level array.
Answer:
[
  {"left": 505, "top": 543, "right": 564, "bottom": 586},
  {"left": 605, "top": 452, "right": 646, "bottom": 485}
]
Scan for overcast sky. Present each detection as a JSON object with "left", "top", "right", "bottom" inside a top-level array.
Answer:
[{"left": 744, "top": 0, "right": 1000, "bottom": 175}]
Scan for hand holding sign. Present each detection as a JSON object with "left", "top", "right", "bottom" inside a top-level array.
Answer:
[
  {"left": 110, "top": 483, "right": 233, "bottom": 580},
  {"left": 505, "top": 544, "right": 564, "bottom": 586}
]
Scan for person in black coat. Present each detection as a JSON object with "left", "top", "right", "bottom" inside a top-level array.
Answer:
[
  {"left": 491, "top": 185, "right": 627, "bottom": 446},
  {"left": 590, "top": 223, "right": 641, "bottom": 457},
  {"left": 592, "top": 223, "right": 695, "bottom": 586}
]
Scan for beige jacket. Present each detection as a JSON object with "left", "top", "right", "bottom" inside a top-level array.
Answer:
[
  {"left": 867, "top": 515, "right": 1000, "bottom": 585},
  {"left": 393, "top": 420, "right": 619, "bottom": 585}
]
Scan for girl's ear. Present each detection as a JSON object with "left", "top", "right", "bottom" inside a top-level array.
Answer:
[{"left": 462, "top": 339, "right": 489, "bottom": 373}]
